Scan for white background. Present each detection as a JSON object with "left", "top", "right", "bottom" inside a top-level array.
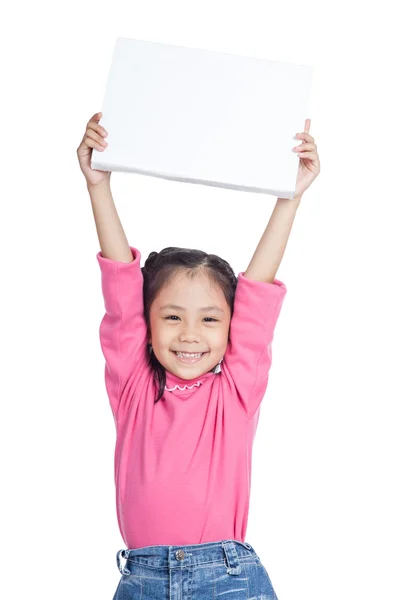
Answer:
[{"left": 2, "top": 1, "right": 399, "bottom": 599}]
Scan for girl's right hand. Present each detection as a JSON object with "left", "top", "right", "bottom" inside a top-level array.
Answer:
[{"left": 77, "top": 112, "right": 111, "bottom": 187}]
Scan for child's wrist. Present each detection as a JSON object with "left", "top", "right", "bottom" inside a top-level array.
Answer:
[{"left": 87, "top": 179, "right": 111, "bottom": 192}]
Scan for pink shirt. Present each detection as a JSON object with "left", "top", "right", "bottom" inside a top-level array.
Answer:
[{"left": 97, "top": 246, "right": 287, "bottom": 549}]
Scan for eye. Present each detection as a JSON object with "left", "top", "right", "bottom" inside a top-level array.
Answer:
[{"left": 165, "top": 316, "right": 218, "bottom": 322}]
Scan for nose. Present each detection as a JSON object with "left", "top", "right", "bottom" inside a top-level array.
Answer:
[
  {"left": 179, "top": 327, "right": 201, "bottom": 342},
  {"left": 179, "top": 334, "right": 201, "bottom": 343}
]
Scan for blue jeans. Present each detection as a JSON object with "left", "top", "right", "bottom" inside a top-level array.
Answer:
[{"left": 114, "top": 539, "right": 279, "bottom": 599}]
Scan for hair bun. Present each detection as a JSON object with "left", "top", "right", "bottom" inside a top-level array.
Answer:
[{"left": 143, "top": 251, "right": 158, "bottom": 271}]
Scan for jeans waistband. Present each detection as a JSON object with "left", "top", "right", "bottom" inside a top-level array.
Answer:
[{"left": 116, "top": 539, "right": 258, "bottom": 576}]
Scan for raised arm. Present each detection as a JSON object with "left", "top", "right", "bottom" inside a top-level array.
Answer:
[
  {"left": 222, "top": 189, "right": 300, "bottom": 418},
  {"left": 222, "top": 189, "right": 301, "bottom": 418},
  {"left": 244, "top": 119, "right": 321, "bottom": 283},
  {"left": 87, "top": 180, "right": 133, "bottom": 263},
  {"left": 77, "top": 111, "right": 132, "bottom": 263},
  {"left": 223, "top": 121, "right": 321, "bottom": 418},
  {"left": 88, "top": 186, "right": 148, "bottom": 423},
  {"left": 77, "top": 113, "right": 148, "bottom": 422},
  {"left": 244, "top": 195, "right": 301, "bottom": 283}
]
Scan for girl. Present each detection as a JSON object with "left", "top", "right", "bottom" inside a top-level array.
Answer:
[{"left": 77, "top": 111, "right": 320, "bottom": 600}]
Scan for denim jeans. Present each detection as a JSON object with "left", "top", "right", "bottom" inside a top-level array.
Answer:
[{"left": 113, "top": 539, "right": 279, "bottom": 599}]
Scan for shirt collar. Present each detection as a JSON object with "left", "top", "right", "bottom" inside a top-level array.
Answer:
[{"left": 165, "top": 358, "right": 222, "bottom": 392}]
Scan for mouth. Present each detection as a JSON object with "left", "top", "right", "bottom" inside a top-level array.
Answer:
[{"left": 172, "top": 351, "right": 209, "bottom": 364}]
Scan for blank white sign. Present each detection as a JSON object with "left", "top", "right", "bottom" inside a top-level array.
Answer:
[{"left": 91, "top": 37, "right": 313, "bottom": 198}]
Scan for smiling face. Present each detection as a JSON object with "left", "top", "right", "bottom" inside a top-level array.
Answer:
[{"left": 148, "top": 269, "right": 231, "bottom": 380}]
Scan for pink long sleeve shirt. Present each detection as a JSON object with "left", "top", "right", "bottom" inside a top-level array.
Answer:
[{"left": 97, "top": 246, "right": 287, "bottom": 549}]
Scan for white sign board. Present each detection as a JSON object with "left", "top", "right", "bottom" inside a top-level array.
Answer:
[{"left": 91, "top": 37, "right": 313, "bottom": 198}]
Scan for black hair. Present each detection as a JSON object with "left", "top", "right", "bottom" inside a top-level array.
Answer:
[{"left": 141, "top": 247, "right": 238, "bottom": 403}]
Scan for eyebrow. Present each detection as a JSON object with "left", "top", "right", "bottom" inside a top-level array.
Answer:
[{"left": 159, "top": 304, "right": 224, "bottom": 313}]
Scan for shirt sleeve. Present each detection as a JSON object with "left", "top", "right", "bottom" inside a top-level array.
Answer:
[
  {"left": 96, "top": 246, "right": 148, "bottom": 420},
  {"left": 221, "top": 272, "right": 287, "bottom": 419}
]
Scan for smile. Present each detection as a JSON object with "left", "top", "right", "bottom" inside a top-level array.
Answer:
[{"left": 172, "top": 351, "right": 208, "bottom": 364}]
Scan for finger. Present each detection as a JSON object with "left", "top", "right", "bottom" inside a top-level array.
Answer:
[
  {"left": 88, "top": 121, "right": 108, "bottom": 138},
  {"left": 85, "top": 132, "right": 108, "bottom": 151},
  {"left": 293, "top": 142, "right": 316, "bottom": 152},
  {"left": 297, "top": 151, "right": 318, "bottom": 159},
  {"left": 77, "top": 136, "right": 98, "bottom": 153},
  {"left": 295, "top": 132, "right": 314, "bottom": 143},
  {"left": 87, "top": 112, "right": 103, "bottom": 127},
  {"left": 304, "top": 118, "right": 311, "bottom": 133},
  {"left": 85, "top": 137, "right": 106, "bottom": 152}
]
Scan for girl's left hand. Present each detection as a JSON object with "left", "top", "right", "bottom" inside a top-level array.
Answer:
[{"left": 292, "top": 118, "right": 320, "bottom": 198}]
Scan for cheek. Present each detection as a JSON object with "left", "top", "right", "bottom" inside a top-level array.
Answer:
[
  {"left": 213, "top": 330, "right": 229, "bottom": 349},
  {"left": 157, "top": 324, "right": 175, "bottom": 345}
]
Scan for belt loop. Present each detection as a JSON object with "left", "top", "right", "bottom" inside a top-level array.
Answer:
[
  {"left": 221, "top": 541, "right": 241, "bottom": 575},
  {"left": 244, "top": 542, "right": 252, "bottom": 549},
  {"left": 116, "top": 549, "right": 131, "bottom": 575}
]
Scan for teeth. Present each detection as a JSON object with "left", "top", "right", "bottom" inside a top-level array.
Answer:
[{"left": 176, "top": 352, "right": 203, "bottom": 358}]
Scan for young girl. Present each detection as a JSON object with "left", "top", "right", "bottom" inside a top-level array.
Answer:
[{"left": 77, "top": 111, "right": 320, "bottom": 600}]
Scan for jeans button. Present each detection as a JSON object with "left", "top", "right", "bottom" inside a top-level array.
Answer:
[{"left": 175, "top": 549, "right": 185, "bottom": 560}]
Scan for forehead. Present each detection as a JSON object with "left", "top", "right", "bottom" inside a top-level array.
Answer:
[{"left": 154, "top": 270, "right": 227, "bottom": 307}]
